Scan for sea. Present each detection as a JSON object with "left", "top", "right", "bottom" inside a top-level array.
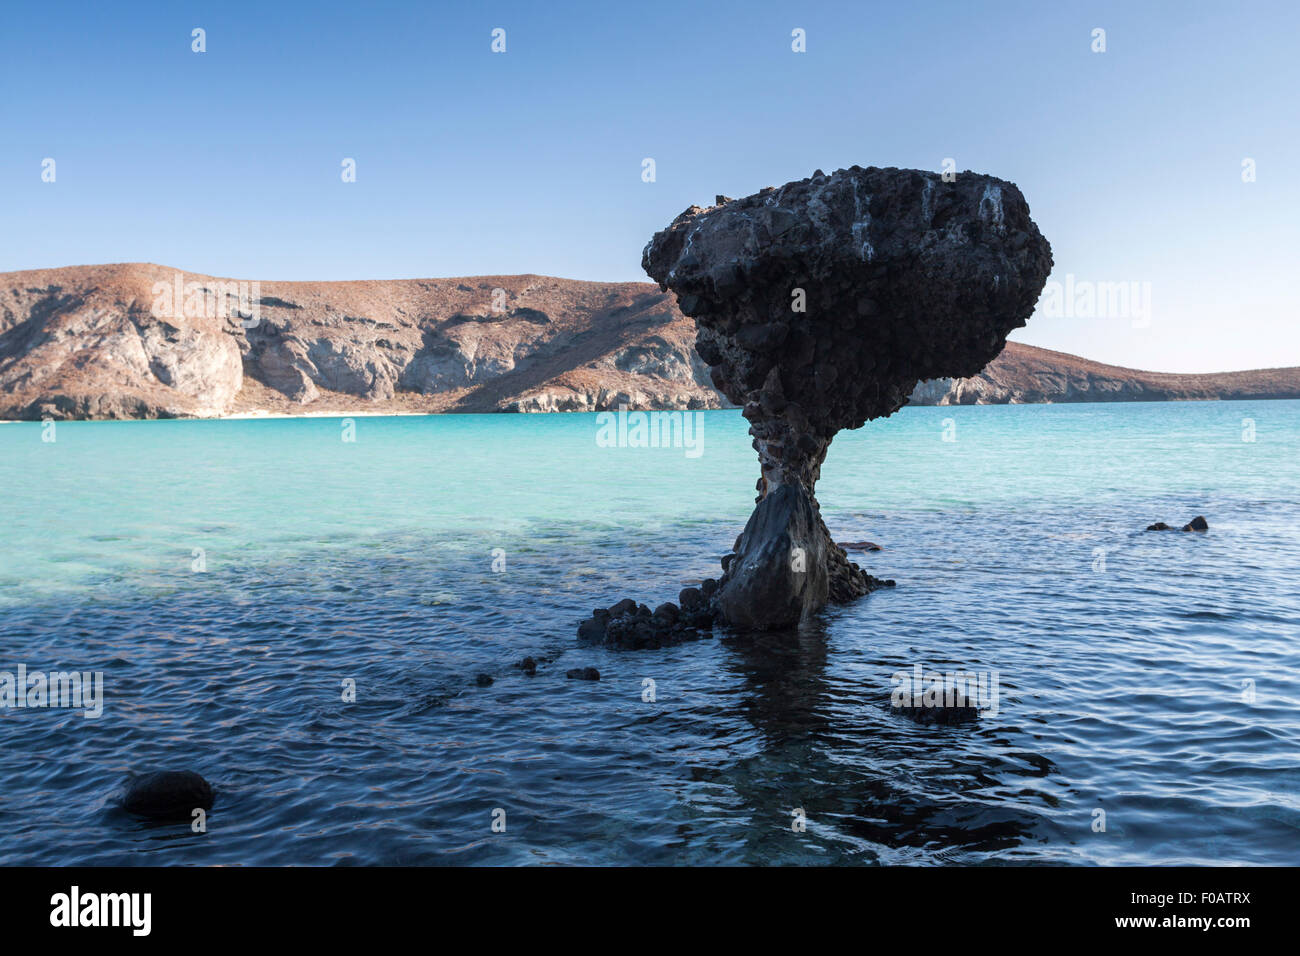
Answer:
[{"left": 1, "top": 400, "right": 1297, "bottom": 865}]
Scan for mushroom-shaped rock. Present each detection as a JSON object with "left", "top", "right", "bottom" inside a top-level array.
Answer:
[{"left": 643, "top": 166, "right": 1052, "bottom": 629}]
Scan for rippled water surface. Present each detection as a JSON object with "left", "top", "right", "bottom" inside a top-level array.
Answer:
[{"left": 1, "top": 401, "right": 1298, "bottom": 865}]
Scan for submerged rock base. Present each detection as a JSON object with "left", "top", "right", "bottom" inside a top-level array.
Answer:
[
  {"left": 579, "top": 587, "right": 721, "bottom": 649},
  {"left": 715, "top": 483, "right": 894, "bottom": 630},
  {"left": 576, "top": 495, "right": 897, "bottom": 643}
]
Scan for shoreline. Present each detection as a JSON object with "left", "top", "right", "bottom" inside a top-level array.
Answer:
[{"left": 4, "top": 394, "right": 1299, "bottom": 426}]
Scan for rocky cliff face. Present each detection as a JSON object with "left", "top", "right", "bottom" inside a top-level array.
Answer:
[
  {"left": 2, "top": 263, "right": 1296, "bottom": 421},
  {"left": 0, "top": 264, "right": 243, "bottom": 419},
  {"left": 0, "top": 263, "right": 723, "bottom": 420}
]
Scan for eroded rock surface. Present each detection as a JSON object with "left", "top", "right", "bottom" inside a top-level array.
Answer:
[{"left": 642, "top": 166, "right": 1053, "bottom": 629}]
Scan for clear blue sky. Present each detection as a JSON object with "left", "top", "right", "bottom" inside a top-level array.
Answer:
[{"left": 2, "top": 0, "right": 1296, "bottom": 373}]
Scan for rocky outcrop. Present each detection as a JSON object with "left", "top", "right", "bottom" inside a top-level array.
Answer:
[
  {"left": 578, "top": 586, "right": 721, "bottom": 649},
  {"left": 643, "top": 166, "right": 1053, "bottom": 628}
]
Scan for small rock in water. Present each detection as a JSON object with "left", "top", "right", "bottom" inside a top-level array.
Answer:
[
  {"left": 892, "top": 700, "right": 980, "bottom": 726},
  {"left": 475, "top": 673, "right": 494, "bottom": 687},
  {"left": 566, "top": 667, "right": 600, "bottom": 681},
  {"left": 121, "top": 770, "right": 214, "bottom": 820},
  {"left": 838, "top": 540, "right": 883, "bottom": 552},
  {"left": 516, "top": 656, "right": 537, "bottom": 675},
  {"left": 1146, "top": 516, "right": 1209, "bottom": 532}
]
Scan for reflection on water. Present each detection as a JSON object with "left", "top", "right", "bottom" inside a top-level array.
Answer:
[{"left": 717, "top": 623, "right": 1040, "bottom": 865}]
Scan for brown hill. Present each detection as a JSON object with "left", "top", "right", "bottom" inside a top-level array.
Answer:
[
  {"left": 909, "top": 342, "right": 1300, "bottom": 404},
  {"left": 1, "top": 263, "right": 1295, "bottom": 419},
  {"left": 0, "top": 263, "right": 720, "bottom": 420}
]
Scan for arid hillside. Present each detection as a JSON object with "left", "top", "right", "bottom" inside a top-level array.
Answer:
[
  {"left": 910, "top": 342, "right": 1300, "bottom": 404},
  {"left": 1, "top": 263, "right": 1296, "bottom": 419},
  {"left": 0, "top": 263, "right": 721, "bottom": 419}
]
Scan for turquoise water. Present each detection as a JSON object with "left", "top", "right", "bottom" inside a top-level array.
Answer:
[{"left": 1, "top": 401, "right": 1298, "bottom": 864}]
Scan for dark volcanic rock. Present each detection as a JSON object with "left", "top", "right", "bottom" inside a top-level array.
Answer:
[
  {"left": 892, "top": 698, "right": 981, "bottom": 725},
  {"left": 1147, "top": 516, "right": 1209, "bottom": 532},
  {"left": 577, "top": 609, "right": 609, "bottom": 643},
  {"left": 475, "top": 673, "right": 494, "bottom": 687},
  {"left": 577, "top": 590, "right": 718, "bottom": 649},
  {"left": 121, "top": 770, "right": 214, "bottom": 820},
  {"left": 652, "top": 602, "right": 680, "bottom": 627},
  {"left": 643, "top": 166, "right": 1052, "bottom": 628},
  {"left": 565, "top": 667, "right": 601, "bottom": 681},
  {"left": 716, "top": 483, "right": 829, "bottom": 630}
]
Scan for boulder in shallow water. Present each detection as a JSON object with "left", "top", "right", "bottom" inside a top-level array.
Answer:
[
  {"left": 121, "top": 770, "right": 214, "bottom": 820},
  {"left": 838, "top": 540, "right": 883, "bottom": 552},
  {"left": 566, "top": 667, "right": 601, "bottom": 681},
  {"left": 892, "top": 699, "right": 980, "bottom": 726},
  {"left": 1146, "top": 516, "right": 1209, "bottom": 532}
]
